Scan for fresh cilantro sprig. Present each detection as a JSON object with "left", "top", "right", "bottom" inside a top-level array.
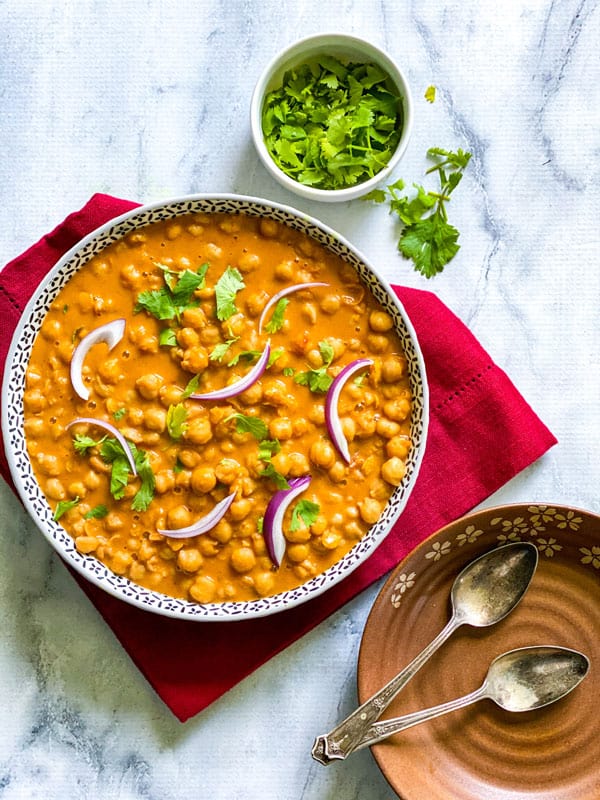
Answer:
[
  {"left": 366, "top": 147, "right": 471, "bottom": 278},
  {"left": 290, "top": 499, "right": 320, "bottom": 532},
  {"left": 135, "top": 263, "right": 208, "bottom": 321},
  {"left": 226, "top": 413, "right": 269, "bottom": 441},
  {"left": 99, "top": 437, "right": 155, "bottom": 511},
  {"left": 166, "top": 403, "right": 188, "bottom": 441},
  {"left": 264, "top": 298, "right": 289, "bottom": 333},
  {"left": 215, "top": 267, "right": 245, "bottom": 321},
  {"left": 53, "top": 497, "right": 80, "bottom": 521},
  {"left": 262, "top": 57, "right": 404, "bottom": 190},
  {"left": 294, "top": 340, "right": 335, "bottom": 393}
]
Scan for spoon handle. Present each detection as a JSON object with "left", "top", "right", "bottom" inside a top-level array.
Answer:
[
  {"left": 350, "top": 686, "right": 487, "bottom": 754},
  {"left": 311, "top": 617, "right": 459, "bottom": 765}
]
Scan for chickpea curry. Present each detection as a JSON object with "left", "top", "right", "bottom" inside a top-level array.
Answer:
[{"left": 23, "top": 212, "right": 413, "bottom": 604}]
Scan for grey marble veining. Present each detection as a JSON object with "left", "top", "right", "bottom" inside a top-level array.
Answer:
[{"left": 0, "top": 1, "right": 599, "bottom": 797}]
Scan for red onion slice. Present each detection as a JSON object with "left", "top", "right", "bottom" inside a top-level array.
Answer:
[
  {"left": 70, "top": 318, "right": 126, "bottom": 401},
  {"left": 258, "top": 282, "right": 328, "bottom": 333},
  {"left": 157, "top": 492, "right": 236, "bottom": 538},
  {"left": 191, "top": 340, "right": 271, "bottom": 400},
  {"left": 263, "top": 475, "right": 311, "bottom": 568},
  {"left": 325, "top": 359, "right": 374, "bottom": 463},
  {"left": 67, "top": 416, "right": 137, "bottom": 476}
]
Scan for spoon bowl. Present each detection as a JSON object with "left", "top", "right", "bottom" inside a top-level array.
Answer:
[{"left": 351, "top": 646, "right": 590, "bottom": 754}]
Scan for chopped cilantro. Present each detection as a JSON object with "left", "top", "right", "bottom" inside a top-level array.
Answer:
[
  {"left": 227, "top": 349, "right": 262, "bottom": 367},
  {"left": 226, "top": 413, "right": 269, "bottom": 441},
  {"left": 290, "top": 499, "right": 320, "bottom": 532},
  {"left": 261, "top": 57, "right": 404, "bottom": 190},
  {"left": 181, "top": 374, "right": 200, "bottom": 399},
  {"left": 131, "top": 448, "right": 155, "bottom": 512},
  {"left": 215, "top": 266, "right": 245, "bottom": 321},
  {"left": 159, "top": 328, "right": 178, "bottom": 347},
  {"left": 72, "top": 433, "right": 106, "bottom": 455},
  {"left": 135, "top": 263, "right": 208, "bottom": 321},
  {"left": 264, "top": 297, "right": 289, "bottom": 333},
  {"left": 99, "top": 437, "right": 155, "bottom": 510},
  {"left": 210, "top": 338, "right": 239, "bottom": 362},
  {"left": 282, "top": 366, "right": 295, "bottom": 377},
  {"left": 294, "top": 339, "right": 335, "bottom": 393},
  {"left": 258, "top": 438, "right": 281, "bottom": 462},
  {"left": 53, "top": 497, "right": 80, "bottom": 521},
  {"left": 84, "top": 505, "right": 109, "bottom": 520},
  {"left": 364, "top": 147, "right": 471, "bottom": 278},
  {"left": 166, "top": 403, "right": 188, "bottom": 440},
  {"left": 259, "top": 462, "right": 291, "bottom": 490}
]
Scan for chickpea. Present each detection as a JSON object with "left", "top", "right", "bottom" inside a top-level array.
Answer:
[
  {"left": 198, "top": 325, "right": 221, "bottom": 345},
  {"left": 190, "top": 465, "right": 217, "bottom": 494},
  {"left": 274, "top": 260, "right": 295, "bottom": 281},
  {"left": 381, "top": 457, "right": 407, "bottom": 486},
  {"left": 308, "top": 404, "right": 325, "bottom": 425},
  {"left": 211, "top": 519, "right": 233, "bottom": 544},
  {"left": 159, "top": 383, "right": 184, "bottom": 407},
  {"left": 181, "top": 345, "right": 209, "bottom": 374},
  {"left": 104, "top": 513, "right": 124, "bottom": 531},
  {"left": 271, "top": 451, "right": 291, "bottom": 476},
  {"left": 320, "top": 293, "right": 341, "bottom": 314},
  {"left": 358, "top": 497, "right": 383, "bottom": 524},
  {"left": 287, "top": 543, "right": 309, "bottom": 563},
  {"left": 127, "top": 407, "right": 144, "bottom": 426},
  {"left": 300, "top": 302, "right": 317, "bottom": 324},
  {"left": 382, "top": 354, "right": 406, "bottom": 383},
  {"left": 177, "top": 548, "right": 203, "bottom": 573},
  {"left": 384, "top": 396, "right": 411, "bottom": 422},
  {"left": 75, "top": 536, "right": 98, "bottom": 554},
  {"left": 355, "top": 413, "right": 377, "bottom": 439},
  {"left": 177, "top": 326, "right": 200, "bottom": 348},
  {"left": 36, "top": 453, "right": 61, "bottom": 477},
  {"left": 387, "top": 435, "right": 412, "bottom": 459},
  {"left": 309, "top": 440, "right": 336, "bottom": 469},
  {"left": 245, "top": 290, "right": 269, "bottom": 317},
  {"left": 178, "top": 449, "right": 200, "bottom": 469},
  {"left": 189, "top": 575, "right": 217, "bottom": 604},
  {"left": 341, "top": 416, "right": 356, "bottom": 442},
  {"left": 376, "top": 417, "right": 401, "bottom": 439},
  {"left": 215, "top": 458, "right": 243, "bottom": 485},
  {"left": 238, "top": 381, "right": 263, "bottom": 405},
  {"left": 328, "top": 462, "right": 347, "bottom": 483},
  {"left": 269, "top": 416, "right": 293, "bottom": 440},
  {"left": 166, "top": 505, "right": 193, "bottom": 530},
  {"left": 24, "top": 418, "right": 45, "bottom": 438},
  {"left": 155, "top": 470, "right": 176, "bottom": 495},
  {"left": 181, "top": 306, "right": 207, "bottom": 329},
  {"left": 367, "top": 334, "right": 390, "bottom": 354},
  {"left": 185, "top": 415, "right": 213, "bottom": 445},
  {"left": 45, "top": 478, "right": 65, "bottom": 501},
  {"left": 238, "top": 252, "right": 260, "bottom": 273},
  {"left": 253, "top": 571, "right": 276, "bottom": 597},
  {"left": 23, "top": 389, "right": 46, "bottom": 413},
  {"left": 259, "top": 218, "right": 279, "bottom": 238},
  {"left": 83, "top": 470, "right": 102, "bottom": 490},
  {"left": 369, "top": 310, "right": 394, "bottom": 332},
  {"left": 229, "top": 498, "right": 252, "bottom": 521},
  {"left": 111, "top": 550, "right": 133, "bottom": 575},
  {"left": 144, "top": 406, "right": 167, "bottom": 432},
  {"left": 97, "top": 358, "right": 121, "bottom": 384},
  {"left": 129, "top": 561, "right": 147, "bottom": 582},
  {"left": 230, "top": 546, "right": 256, "bottom": 573},
  {"left": 319, "top": 531, "right": 342, "bottom": 550},
  {"left": 288, "top": 452, "right": 310, "bottom": 477},
  {"left": 136, "top": 373, "right": 164, "bottom": 400}
]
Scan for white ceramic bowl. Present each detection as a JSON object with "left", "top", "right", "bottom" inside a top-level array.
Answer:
[
  {"left": 2, "top": 195, "right": 428, "bottom": 620},
  {"left": 251, "top": 34, "right": 413, "bottom": 202}
]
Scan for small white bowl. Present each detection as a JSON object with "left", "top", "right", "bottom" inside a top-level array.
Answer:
[{"left": 251, "top": 34, "right": 413, "bottom": 202}]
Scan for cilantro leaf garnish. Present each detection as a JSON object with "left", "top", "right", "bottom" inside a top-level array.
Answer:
[
  {"left": 84, "top": 505, "right": 109, "bottom": 520},
  {"left": 53, "top": 497, "right": 80, "bottom": 521},
  {"left": 72, "top": 433, "right": 106, "bottom": 455},
  {"left": 290, "top": 499, "right": 320, "bottom": 532},
  {"left": 215, "top": 266, "right": 245, "bottom": 321},
  {"left": 99, "top": 437, "right": 155, "bottom": 510},
  {"left": 258, "top": 438, "right": 281, "bottom": 462},
  {"left": 262, "top": 57, "right": 404, "bottom": 190},
  {"left": 365, "top": 147, "right": 471, "bottom": 278},
  {"left": 135, "top": 263, "right": 208, "bottom": 321},
  {"left": 259, "top": 462, "right": 291, "bottom": 490},
  {"left": 294, "top": 339, "right": 335, "bottom": 393},
  {"left": 166, "top": 403, "right": 188, "bottom": 441},
  {"left": 210, "top": 338, "right": 239, "bottom": 363},
  {"left": 227, "top": 349, "right": 262, "bottom": 367},
  {"left": 225, "top": 413, "right": 269, "bottom": 441},
  {"left": 181, "top": 374, "right": 200, "bottom": 399},
  {"left": 264, "top": 297, "right": 289, "bottom": 333}
]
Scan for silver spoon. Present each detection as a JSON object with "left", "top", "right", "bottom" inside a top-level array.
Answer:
[
  {"left": 347, "top": 646, "right": 590, "bottom": 756},
  {"left": 312, "top": 541, "right": 539, "bottom": 765}
]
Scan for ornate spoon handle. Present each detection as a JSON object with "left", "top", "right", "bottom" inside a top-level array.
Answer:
[
  {"left": 350, "top": 686, "right": 486, "bottom": 754},
  {"left": 311, "top": 617, "right": 459, "bottom": 765}
]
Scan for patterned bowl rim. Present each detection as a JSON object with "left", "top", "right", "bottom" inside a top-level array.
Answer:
[{"left": 2, "top": 193, "right": 429, "bottom": 621}]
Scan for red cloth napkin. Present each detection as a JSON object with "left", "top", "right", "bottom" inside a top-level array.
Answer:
[{"left": 0, "top": 194, "right": 557, "bottom": 722}]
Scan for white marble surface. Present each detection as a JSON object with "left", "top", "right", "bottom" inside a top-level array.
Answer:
[{"left": 1, "top": 1, "right": 599, "bottom": 797}]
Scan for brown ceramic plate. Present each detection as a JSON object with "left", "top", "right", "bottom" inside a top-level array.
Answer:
[{"left": 357, "top": 503, "right": 600, "bottom": 800}]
